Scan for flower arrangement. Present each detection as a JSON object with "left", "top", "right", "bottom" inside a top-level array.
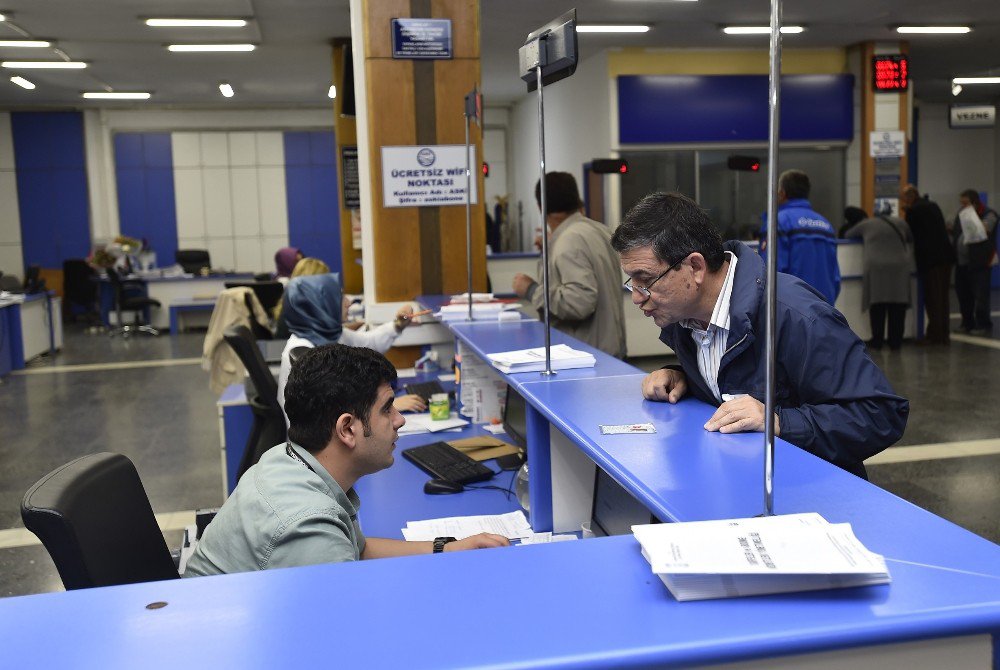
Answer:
[
  {"left": 86, "top": 246, "right": 116, "bottom": 269},
  {"left": 87, "top": 236, "right": 145, "bottom": 270}
]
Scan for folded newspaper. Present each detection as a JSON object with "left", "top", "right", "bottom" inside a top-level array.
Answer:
[
  {"left": 487, "top": 343, "right": 596, "bottom": 374},
  {"left": 631, "top": 513, "right": 890, "bottom": 601}
]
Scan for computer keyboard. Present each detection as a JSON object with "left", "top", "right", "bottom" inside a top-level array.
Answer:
[
  {"left": 403, "top": 380, "right": 446, "bottom": 401},
  {"left": 401, "top": 441, "right": 495, "bottom": 485}
]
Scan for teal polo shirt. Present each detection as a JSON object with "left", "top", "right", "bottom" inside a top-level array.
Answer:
[{"left": 184, "top": 442, "right": 366, "bottom": 577}]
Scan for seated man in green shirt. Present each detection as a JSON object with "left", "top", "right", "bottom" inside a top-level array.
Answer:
[{"left": 185, "top": 344, "right": 509, "bottom": 577}]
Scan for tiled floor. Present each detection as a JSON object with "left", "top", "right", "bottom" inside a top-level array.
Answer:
[{"left": 1, "top": 293, "right": 998, "bottom": 598}]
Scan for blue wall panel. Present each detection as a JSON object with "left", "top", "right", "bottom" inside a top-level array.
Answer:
[
  {"left": 283, "top": 131, "right": 341, "bottom": 274},
  {"left": 11, "top": 112, "right": 91, "bottom": 269},
  {"left": 113, "top": 133, "right": 178, "bottom": 266},
  {"left": 617, "top": 74, "right": 854, "bottom": 144}
]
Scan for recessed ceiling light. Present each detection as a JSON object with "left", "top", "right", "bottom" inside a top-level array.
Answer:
[
  {"left": 328, "top": 85, "right": 337, "bottom": 99},
  {"left": 10, "top": 76, "right": 35, "bottom": 89},
  {"left": 146, "top": 18, "right": 247, "bottom": 28},
  {"left": 82, "top": 92, "right": 151, "bottom": 100},
  {"left": 0, "top": 40, "right": 51, "bottom": 48},
  {"left": 0, "top": 14, "right": 6, "bottom": 22},
  {"left": 896, "top": 26, "right": 970, "bottom": 34},
  {"left": 1, "top": 61, "right": 86, "bottom": 69},
  {"left": 219, "top": 82, "right": 234, "bottom": 98},
  {"left": 952, "top": 77, "right": 1000, "bottom": 85},
  {"left": 723, "top": 26, "right": 805, "bottom": 35},
  {"left": 952, "top": 84, "right": 962, "bottom": 96},
  {"left": 167, "top": 44, "right": 255, "bottom": 52},
  {"left": 576, "top": 25, "right": 650, "bottom": 33}
]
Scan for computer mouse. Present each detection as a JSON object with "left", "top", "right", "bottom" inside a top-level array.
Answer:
[{"left": 423, "top": 478, "right": 464, "bottom": 495}]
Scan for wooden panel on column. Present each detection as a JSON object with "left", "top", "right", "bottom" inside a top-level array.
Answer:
[
  {"left": 333, "top": 38, "right": 362, "bottom": 294},
  {"left": 360, "top": 0, "right": 485, "bottom": 302},
  {"left": 898, "top": 41, "right": 910, "bottom": 190}
]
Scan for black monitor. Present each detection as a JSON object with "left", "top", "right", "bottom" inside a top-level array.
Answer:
[
  {"left": 519, "top": 9, "right": 578, "bottom": 92},
  {"left": 502, "top": 384, "right": 528, "bottom": 449}
]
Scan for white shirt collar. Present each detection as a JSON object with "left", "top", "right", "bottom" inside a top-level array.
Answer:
[{"left": 680, "top": 251, "right": 738, "bottom": 333}]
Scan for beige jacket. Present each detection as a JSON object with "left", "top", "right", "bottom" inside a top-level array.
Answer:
[
  {"left": 202, "top": 288, "right": 271, "bottom": 394},
  {"left": 528, "top": 212, "right": 627, "bottom": 358}
]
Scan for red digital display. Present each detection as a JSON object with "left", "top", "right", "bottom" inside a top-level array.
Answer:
[{"left": 873, "top": 55, "right": 909, "bottom": 92}]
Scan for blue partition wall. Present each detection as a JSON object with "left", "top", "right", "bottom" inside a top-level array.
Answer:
[
  {"left": 617, "top": 74, "right": 854, "bottom": 144},
  {"left": 11, "top": 112, "right": 91, "bottom": 269},
  {"left": 283, "top": 130, "right": 342, "bottom": 275},
  {"left": 114, "top": 133, "right": 178, "bottom": 265}
]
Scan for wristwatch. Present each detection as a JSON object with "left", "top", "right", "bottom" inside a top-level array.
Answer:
[{"left": 433, "top": 536, "right": 457, "bottom": 554}]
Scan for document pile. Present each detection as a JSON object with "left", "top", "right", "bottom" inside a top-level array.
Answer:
[
  {"left": 632, "top": 513, "right": 890, "bottom": 601},
  {"left": 397, "top": 412, "right": 469, "bottom": 435},
  {"left": 436, "top": 302, "right": 522, "bottom": 322},
  {"left": 487, "top": 343, "right": 596, "bottom": 374},
  {"left": 402, "top": 511, "right": 533, "bottom": 541}
]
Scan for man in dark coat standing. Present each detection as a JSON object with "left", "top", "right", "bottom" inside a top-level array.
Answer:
[{"left": 901, "top": 185, "right": 954, "bottom": 344}]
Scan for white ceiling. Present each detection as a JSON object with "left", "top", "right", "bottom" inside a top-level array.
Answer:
[{"left": 0, "top": 0, "right": 998, "bottom": 110}]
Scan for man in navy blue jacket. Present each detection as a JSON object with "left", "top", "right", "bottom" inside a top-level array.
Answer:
[
  {"left": 759, "top": 170, "right": 841, "bottom": 304},
  {"left": 613, "top": 192, "right": 908, "bottom": 479}
]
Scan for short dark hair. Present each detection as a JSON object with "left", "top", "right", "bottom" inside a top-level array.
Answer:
[
  {"left": 285, "top": 344, "right": 397, "bottom": 452},
  {"left": 534, "top": 171, "right": 582, "bottom": 215},
  {"left": 611, "top": 191, "right": 725, "bottom": 271},
  {"left": 779, "top": 170, "right": 811, "bottom": 200},
  {"left": 960, "top": 189, "right": 982, "bottom": 207}
]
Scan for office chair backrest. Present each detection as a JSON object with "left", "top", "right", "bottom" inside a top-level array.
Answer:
[
  {"left": 176, "top": 249, "right": 211, "bottom": 275},
  {"left": 224, "top": 280, "right": 284, "bottom": 315},
  {"left": 21, "top": 453, "right": 179, "bottom": 590},
  {"left": 63, "top": 259, "right": 97, "bottom": 306},
  {"left": 223, "top": 324, "right": 280, "bottom": 409}
]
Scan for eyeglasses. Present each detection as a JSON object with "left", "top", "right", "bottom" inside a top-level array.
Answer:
[{"left": 622, "top": 255, "right": 686, "bottom": 298}]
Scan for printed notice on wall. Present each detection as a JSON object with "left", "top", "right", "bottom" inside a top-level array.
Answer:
[
  {"left": 341, "top": 146, "right": 360, "bottom": 210},
  {"left": 391, "top": 18, "right": 452, "bottom": 60},
  {"left": 381, "top": 145, "right": 478, "bottom": 208},
  {"left": 869, "top": 130, "right": 906, "bottom": 158}
]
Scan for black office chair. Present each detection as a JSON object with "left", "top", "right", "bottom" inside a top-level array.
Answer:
[
  {"left": 21, "top": 452, "right": 180, "bottom": 590},
  {"left": 224, "top": 280, "right": 285, "bottom": 316},
  {"left": 223, "top": 325, "right": 287, "bottom": 479},
  {"left": 175, "top": 249, "right": 211, "bottom": 275},
  {"left": 0, "top": 273, "right": 22, "bottom": 293},
  {"left": 106, "top": 267, "right": 161, "bottom": 337},
  {"left": 62, "top": 259, "right": 101, "bottom": 326}
]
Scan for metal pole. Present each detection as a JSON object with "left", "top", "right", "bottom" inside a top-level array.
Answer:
[
  {"left": 536, "top": 65, "right": 555, "bottom": 376},
  {"left": 465, "top": 113, "right": 473, "bottom": 322},
  {"left": 763, "top": 0, "right": 782, "bottom": 516}
]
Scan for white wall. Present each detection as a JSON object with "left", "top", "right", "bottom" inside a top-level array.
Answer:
[
  {"left": 916, "top": 102, "right": 997, "bottom": 216},
  {"left": 172, "top": 131, "right": 290, "bottom": 274},
  {"left": 510, "top": 50, "right": 612, "bottom": 249},
  {"left": 0, "top": 113, "right": 22, "bottom": 278},
  {"left": 83, "top": 107, "right": 333, "bottom": 245}
]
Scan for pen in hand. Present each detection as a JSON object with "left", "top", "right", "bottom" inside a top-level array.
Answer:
[{"left": 400, "top": 309, "right": 433, "bottom": 321}]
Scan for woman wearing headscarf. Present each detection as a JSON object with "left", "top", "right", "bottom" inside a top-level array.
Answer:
[
  {"left": 274, "top": 247, "right": 303, "bottom": 282},
  {"left": 276, "top": 273, "right": 426, "bottom": 415}
]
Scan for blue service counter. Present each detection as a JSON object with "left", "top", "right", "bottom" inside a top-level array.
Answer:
[{"left": 2, "top": 298, "right": 999, "bottom": 669}]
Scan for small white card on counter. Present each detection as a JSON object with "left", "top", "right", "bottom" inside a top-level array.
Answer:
[{"left": 599, "top": 423, "right": 656, "bottom": 435}]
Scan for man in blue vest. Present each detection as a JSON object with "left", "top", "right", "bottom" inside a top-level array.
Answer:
[{"left": 759, "top": 170, "right": 840, "bottom": 304}]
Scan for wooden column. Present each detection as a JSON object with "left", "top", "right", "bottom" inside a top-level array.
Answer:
[
  {"left": 359, "top": 0, "right": 486, "bottom": 302},
  {"left": 332, "top": 38, "right": 362, "bottom": 294}
]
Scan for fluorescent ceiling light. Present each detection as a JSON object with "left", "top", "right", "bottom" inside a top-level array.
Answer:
[
  {"left": 219, "top": 82, "right": 234, "bottom": 98},
  {"left": 1, "top": 61, "right": 86, "bottom": 69},
  {"left": 952, "top": 77, "right": 1000, "bottom": 85},
  {"left": 0, "top": 40, "right": 51, "bottom": 48},
  {"left": 10, "top": 76, "right": 35, "bottom": 89},
  {"left": 723, "top": 26, "right": 804, "bottom": 35},
  {"left": 146, "top": 18, "right": 247, "bottom": 28},
  {"left": 0, "top": 14, "right": 6, "bottom": 21},
  {"left": 328, "top": 85, "right": 337, "bottom": 99},
  {"left": 576, "top": 25, "right": 650, "bottom": 33},
  {"left": 167, "top": 44, "right": 255, "bottom": 52},
  {"left": 896, "top": 26, "right": 970, "bottom": 34},
  {"left": 82, "top": 92, "right": 151, "bottom": 100}
]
